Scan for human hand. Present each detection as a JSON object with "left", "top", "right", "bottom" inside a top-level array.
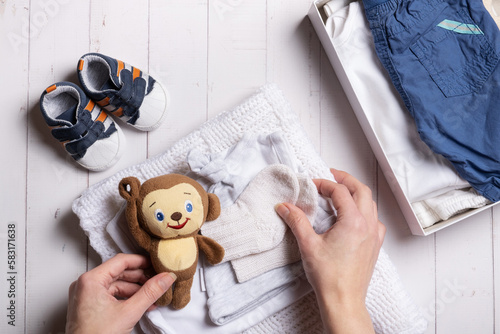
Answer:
[
  {"left": 275, "top": 169, "right": 385, "bottom": 333},
  {"left": 66, "top": 253, "right": 176, "bottom": 334}
]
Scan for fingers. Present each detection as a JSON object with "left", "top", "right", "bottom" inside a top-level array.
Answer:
[
  {"left": 330, "top": 169, "right": 371, "bottom": 200},
  {"left": 93, "top": 253, "right": 150, "bottom": 285},
  {"left": 330, "top": 168, "right": 373, "bottom": 204},
  {"left": 275, "top": 203, "right": 317, "bottom": 248},
  {"left": 330, "top": 169, "right": 374, "bottom": 217},
  {"left": 313, "top": 179, "right": 359, "bottom": 216},
  {"left": 117, "top": 268, "right": 148, "bottom": 285},
  {"left": 124, "top": 272, "right": 176, "bottom": 315},
  {"left": 109, "top": 281, "right": 142, "bottom": 299}
]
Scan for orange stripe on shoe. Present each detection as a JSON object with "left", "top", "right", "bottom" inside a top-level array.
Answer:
[
  {"left": 132, "top": 67, "right": 141, "bottom": 80},
  {"left": 46, "top": 84, "right": 57, "bottom": 93},
  {"left": 112, "top": 107, "right": 123, "bottom": 117},
  {"left": 96, "top": 110, "right": 108, "bottom": 123},
  {"left": 117, "top": 60, "right": 124, "bottom": 77},
  {"left": 78, "top": 59, "right": 84, "bottom": 71},
  {"left": 85, "top": 100, "right": 95, "bottom": 112},
  {"left": 96, "top": 96, "right": 110, "bottom": 107}
]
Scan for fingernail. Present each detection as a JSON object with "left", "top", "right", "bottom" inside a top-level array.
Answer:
[
  {"left": 275, "top": 203, "right": 290, "bottom": 219},
  {"left": 168, "top": 272, "right": 177, "bottom": 281},
  {"left": 159, "top": 272, "right": 176, "bottom": 290}
]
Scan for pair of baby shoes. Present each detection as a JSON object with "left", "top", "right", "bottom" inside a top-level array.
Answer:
[{"left": 39, "top": 53, "right": 169, "bottom": 171}]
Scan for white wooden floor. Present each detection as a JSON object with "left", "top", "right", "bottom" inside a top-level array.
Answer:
[{"left": 0, "top": 0, "right": 498, "bottom": 333}]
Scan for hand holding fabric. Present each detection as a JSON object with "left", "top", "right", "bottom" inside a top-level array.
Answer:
[{"left": 275, "top": 169, "right": 386, "bottom": 333}]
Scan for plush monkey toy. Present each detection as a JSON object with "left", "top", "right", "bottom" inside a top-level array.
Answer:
[{"left": 118, "top": 174, "right": 225, "bottom": 309}]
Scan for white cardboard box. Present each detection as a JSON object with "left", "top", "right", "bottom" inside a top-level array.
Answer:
[{"left": 308, "top": 0, "right": 499, "bottom": 236}]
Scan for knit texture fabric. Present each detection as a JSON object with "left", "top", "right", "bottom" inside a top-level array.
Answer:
[
  {"left": 201, "top": 164, "right": 300, "bottom": 262},
  {"left": 245, "top": 248, "right": 427, "bottom": 334},
  {"left": 242, "top": 292, "right": 323, "bottom": 334},
  {"left": 72, "top": 84, "right": 427, "bottom": 333},
  {"left": 413, "top": 188, "right": 491, "bottom": 227},
  {"left": 230, "top": 174, "right": 318, "bottom": 283},
  {"left": 231, "top": 229, "right": 302, "bottom": 283}
]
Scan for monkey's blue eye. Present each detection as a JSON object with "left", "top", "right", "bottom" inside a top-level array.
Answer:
[
  {"left": 185, "top": 200, "right": 193, "bottom": 213},
  {"left": 155, "top": 209, "right": 164, "bottom": 222}
]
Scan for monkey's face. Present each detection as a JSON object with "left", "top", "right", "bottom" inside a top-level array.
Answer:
[{"left": 141, "top": 183, "right": 205, "bottom": 238}]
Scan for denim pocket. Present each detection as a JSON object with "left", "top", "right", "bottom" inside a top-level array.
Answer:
[{"left": 410, "top": 8, "right": 499, "bottom": 97}]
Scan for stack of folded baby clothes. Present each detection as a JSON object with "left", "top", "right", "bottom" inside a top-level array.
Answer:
[{"left": 73, "top": 84, "right": 427, "bottom": 333}]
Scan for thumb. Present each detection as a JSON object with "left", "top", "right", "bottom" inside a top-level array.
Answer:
[
  {"left": 125, "top": 272, "right": 176, "bottom": 315},
  {"left": 275, "top": 202, "right": 316, "bottom": 246}
]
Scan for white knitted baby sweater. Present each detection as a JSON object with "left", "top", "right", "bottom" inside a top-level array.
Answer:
[{"left": 72, "top": 84, "right": 427, "bottom": 333}]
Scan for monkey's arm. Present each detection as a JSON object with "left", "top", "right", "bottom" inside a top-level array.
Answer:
[
  {"left": 197, "top": 235, "right": 225, "bottom": 265},
  {"left": 125, "top": 207, "right": 154, "bottom": 253},
  {"left": 118, "top": 177, "right": 154, "bottom": 253},
  {"left": 129, "top": 222, "right": 154, "bottom": 253}
]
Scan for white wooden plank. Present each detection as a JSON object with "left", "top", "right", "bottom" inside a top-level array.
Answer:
[
  {"left": 435, "top": 210, "right": 494, "bottom": 333},
  {"left": 207, "top": 0, "right": 267, "bottom": 118},
  {"left": 25, "top": 1, "right": 91, "bottom": 332},
  {"left": 266, "top": 0, "right": 322, "bottom": 149},
  {"left": 147, "top": 0, "right": 209, "bottom": 158},
  {"left": 0, "top": 1, "right": 29, "bottom": 332},
  {"left": 87, "top": 0, "right": 150, "bottom": 183}
]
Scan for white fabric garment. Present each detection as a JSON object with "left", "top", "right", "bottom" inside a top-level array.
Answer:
[
  {"left": 204, "top": 258, "right": 311, "bottom": 326},
  {"left": 187, "top": 132, "right": 301, "bottom": 208},
  {"left": 72, "top": 84, "right": 427, "bottom": 333},
  {"left": 231, "top": 229, "right": 302, "bottom": 283},
  {"left": 324, "top": 0, "right": 489, "bottom": 226},
  {"left": 200, "top": 164, "right": 301, "bottom": 263},
  {"left": 229, "top": 173, "right": 318, "bottom": 283},
  {"left": 413, "top": 188, "right": 491, "bottom": 228}
]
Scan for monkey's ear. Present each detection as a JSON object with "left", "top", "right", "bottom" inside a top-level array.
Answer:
[
  {"left": 206, "top": 193, "right": 221, "bottom": 221},
  {"left": 119, "top": 177, "right": 141, "bottom": 201}
]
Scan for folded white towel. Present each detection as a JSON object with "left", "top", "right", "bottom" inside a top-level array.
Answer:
[{"left": 72, "top": 84, "right": 427, "bottom": 333}]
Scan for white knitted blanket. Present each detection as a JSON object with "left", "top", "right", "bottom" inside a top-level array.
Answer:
[{"left": 72, "top": 84, "right": 427, "bottom": 334}]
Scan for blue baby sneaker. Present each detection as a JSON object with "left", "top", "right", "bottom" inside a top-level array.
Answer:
[
  {"left": 39, "top": 82, "right": 126, "bottom": 171},
  {"left": 77, "top": 53, "right": 168, "bottom": 131}
]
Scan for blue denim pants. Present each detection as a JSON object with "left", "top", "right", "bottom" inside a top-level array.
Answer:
[{"left": 363, "top": 0, "right": 500, "bottom": 202}]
